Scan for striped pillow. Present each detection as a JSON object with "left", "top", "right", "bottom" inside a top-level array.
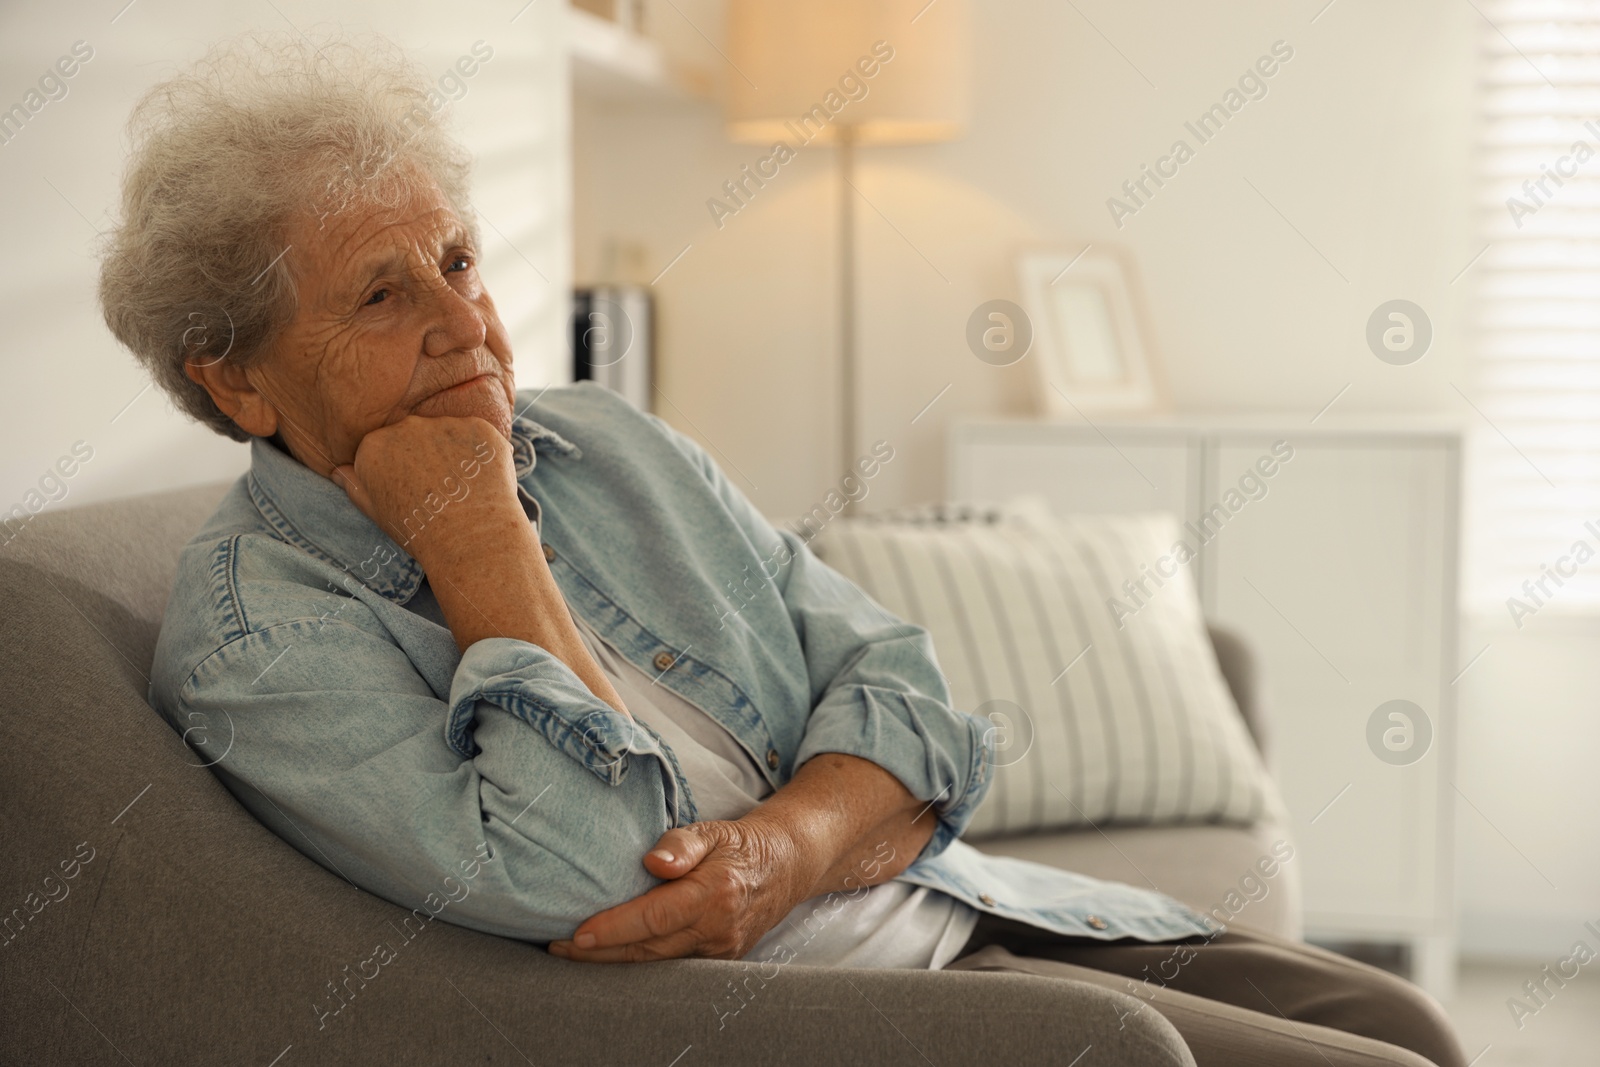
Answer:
[{"left": 810, "top": 513, "right": 1270, "bottom": 838}]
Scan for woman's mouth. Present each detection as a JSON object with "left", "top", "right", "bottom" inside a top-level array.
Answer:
[
  {"left": 434, "top": 373, "right": 493, "bottom": 398},
  {"left": 412, "top": 373, "right": 508, "bottom": 421}
]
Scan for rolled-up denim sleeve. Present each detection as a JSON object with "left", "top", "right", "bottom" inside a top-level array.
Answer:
[
  {"left": 776, "top": 537, "right": 993, "bottom": 855},
  {"left": 174, "top": 612, "right": 680, "bottom": 943},
  {"left": 648, "top": 416, "right": 993, "bottom": 857}
]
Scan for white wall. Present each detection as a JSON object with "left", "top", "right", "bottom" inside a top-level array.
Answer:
[
  {"left": 576, "top": 0, "right": 1600, "bottom": 961},
  {"left": 0, "top": 0, "right": 569, "bottom": 513},
  {"left": 577, "top": 0, "right": 1478, "bottom": 513}
]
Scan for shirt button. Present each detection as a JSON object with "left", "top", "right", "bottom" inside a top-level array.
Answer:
[
  {"left": 766, "top": 748, "right": 780, "bottom": 771},
  {"left": 979, "top": 893, "right": 996, "bottom": 906},
  {"left": 653, "top": 651, "right": 676, "bottom": 671},
  {"left": 1086, "top": 915, "right": 1108, "bottom": 930},
  {"left": 542, "top": 543, "right": 556, "bottom": 562}
]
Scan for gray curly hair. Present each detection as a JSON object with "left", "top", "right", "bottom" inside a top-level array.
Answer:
[{"left": 98, "top": 33, "right": 480, "bottom": 441}]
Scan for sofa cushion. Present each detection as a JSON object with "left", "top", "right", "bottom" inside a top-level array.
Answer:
[
  {"left": 811, "top": 513, "right": 1275, "bottom": 839},
  {"left": 0, "top": 482, "right": 233, "bottom": 674}
]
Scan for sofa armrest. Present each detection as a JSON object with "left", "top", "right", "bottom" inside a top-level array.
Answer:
[
  {"left": 423, "top": 948, "right": 1195, "bottom": 1067},
  {"left": 1207, "top": 622, "right": 1268, "bottom": 763}
]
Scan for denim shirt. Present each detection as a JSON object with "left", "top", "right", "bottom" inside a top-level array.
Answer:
[{"left": 150, "top": 383, "right": 1213, "bottom": 948}]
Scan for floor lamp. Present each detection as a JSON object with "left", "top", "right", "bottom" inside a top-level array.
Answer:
[{"left": 725, "top": 0, "right": 969, "bottom": 473}]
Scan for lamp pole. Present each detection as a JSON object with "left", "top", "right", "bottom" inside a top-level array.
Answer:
[{"left": 838, "top": 123, "right": 858, "bottom": 480}]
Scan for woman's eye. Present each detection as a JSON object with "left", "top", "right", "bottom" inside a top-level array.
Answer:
[
  {"left": 365, "top": 288, "right": 389, "bottom": 306},
  {"left": 447, "top": 256, "right": 470, "bottom": 273}
]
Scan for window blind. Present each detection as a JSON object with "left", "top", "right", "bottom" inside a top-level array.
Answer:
[{"left": 1472, "top": 0, "right": 1600, "bottom": 619}]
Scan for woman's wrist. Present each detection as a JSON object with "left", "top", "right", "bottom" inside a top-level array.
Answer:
[
  {"left": 410, "top": 504, "right": 537, "bottom": 581},
  {"left": 422, "top": 518, "right": 544, "bottom": 647},
  {"left": 744, "top": 753, "right": 931, "bottom": 901},
  {"left": 736, "top": 805, "right": 836, "bottom": 912},
  {"left": 421, "top": 520, "right": 632, "bottom": 716}
]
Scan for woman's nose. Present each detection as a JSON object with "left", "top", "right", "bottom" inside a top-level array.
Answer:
[{"left": 422, "top": 278, "right": 487, "bottom": 359}]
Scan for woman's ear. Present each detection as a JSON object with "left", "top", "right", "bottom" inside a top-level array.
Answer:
[{"left": 184, "top": 356, "right": 279, "bottom": 439}]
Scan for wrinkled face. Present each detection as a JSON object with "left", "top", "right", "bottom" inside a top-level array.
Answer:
[{"left": 247, "top": 168, "right": 515, "bottom": 477}]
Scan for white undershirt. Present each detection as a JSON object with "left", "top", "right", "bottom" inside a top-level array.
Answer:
[{"left": 571, "top": 616, "right": 978, "bottom": 970}]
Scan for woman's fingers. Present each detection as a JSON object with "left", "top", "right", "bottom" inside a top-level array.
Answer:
[
  {"left": 548, "top": 928, "right": 703, "bottom": 964},
  {"left": 556, "top": 876, "right": 706, "bottom": 956},
  {"left": 549, "top": 821, "right": 792, "bottom": 964},
  {"left": 642, "top": 825, "right": 716, "bottom": 880}
]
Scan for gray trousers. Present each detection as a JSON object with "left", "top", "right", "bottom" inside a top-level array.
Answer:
[{"left": 944, "top": 914, "right": 1467, "bottom": 1067}]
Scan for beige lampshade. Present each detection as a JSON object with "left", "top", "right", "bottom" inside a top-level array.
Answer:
[{"left": 725, "top": 0, "right": 970, "bottom": 146}]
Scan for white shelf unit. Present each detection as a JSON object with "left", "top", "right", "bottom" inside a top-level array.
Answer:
[
  {"left": 566, "top": 4, "right": 710, "bottom": 103},
  {"left": 950, "top": 415, "right": 1463, "bottom": 1000}
]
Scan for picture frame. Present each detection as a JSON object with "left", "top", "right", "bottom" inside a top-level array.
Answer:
[{"left": 1016, "top": 246, "right": 1164, "bottom": 415}]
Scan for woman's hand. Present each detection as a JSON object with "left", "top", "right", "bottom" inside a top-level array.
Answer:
[
  {"left": 548, "top": 754, "right": 938, "bottom": 963},
  {"left": 547, "top": 815, "right": 820, "bottom": 963},
  {"left": 329, "top": 413, "right": 524, "bottom": 571}
]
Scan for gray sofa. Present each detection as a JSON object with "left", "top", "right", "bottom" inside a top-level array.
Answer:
[{"left": 0, "top": 482, "right": 1299, "bottom": 1066}]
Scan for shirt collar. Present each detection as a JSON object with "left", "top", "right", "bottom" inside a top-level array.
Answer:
[{"left": 247, "top": 413, "right": 580, "bottom": 604}]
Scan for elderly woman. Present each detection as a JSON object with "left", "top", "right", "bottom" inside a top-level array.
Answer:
[{"left": 99, "top": 35, "right": 1464, "bottom": 1066}]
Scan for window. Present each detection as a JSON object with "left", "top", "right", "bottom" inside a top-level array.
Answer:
[{"left": 1471, "top": 2, "right": 1600, "bottom": 618}]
